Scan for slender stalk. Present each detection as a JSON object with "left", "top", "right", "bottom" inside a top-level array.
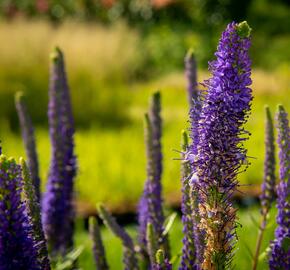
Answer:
[{"left": 252, "top": 213, "right": 268, "bottom": 270}]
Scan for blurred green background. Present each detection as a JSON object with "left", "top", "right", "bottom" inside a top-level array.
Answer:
[{"left": 0, "top": 1, "right": 289, "bottom": 268}]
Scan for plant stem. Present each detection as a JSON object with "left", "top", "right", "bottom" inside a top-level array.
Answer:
[{"left": 252, "top": 211, "right": 268, "bottom": 270}]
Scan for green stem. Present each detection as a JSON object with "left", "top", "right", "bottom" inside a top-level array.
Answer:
[{"left": 252, "top": 211, "right": 268, "bottom": 270}]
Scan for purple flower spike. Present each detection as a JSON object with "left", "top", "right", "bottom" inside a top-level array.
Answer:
[
  {"left": 15, "top": 92, "right": 41, "bottom": 201},
  {"left": 260, "top": 106, "right": 276, "bottom": 213},
  {"left": 269, "top": 105, "right": 290, "bottom": 269},
  {"left": 189, "top": 21, "right": 252, "bottom": 269},
  {"left": 21, "top": 158, "right": 51, "bottom": 270},
  {"left": 185, "top": 58, "right": 204, "bottom": 268},
  {"left": 138, "top": 92, "right": 169, "bottom": 259},
  {"left": 0, "top": 155, "right": 41, "bottom": 270},
  {"left": 89, "top": 216, "right": 109, "bottom": 270},
  {"left": 185, "top": 49, "right": 198, "bottom": 109},
  {"left": 180, "top": 131, "right": 200, "bottom": 269},
  {"left": 42, "top": 47, "right": 77, "bottom": 256},
  {"left": 253, "top": 106, "right": 276, "bottom": 270},
  {"left": 98, "top": 204, "right": 139, "bottom": 270}
]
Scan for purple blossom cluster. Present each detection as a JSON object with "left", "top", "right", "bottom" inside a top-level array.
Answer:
[
  {"left": 138, "top": 92, "right": 169, "bottom": 262},
  {"left": 15, "top": 92, "right": 41, "bottom": 201},
  {"left": 0, "top": 156, "right": 40, "bottom": 270},
  {"left": 42, "top": 47, "right": 77, "bottom": 256},
  {"left": 269, "top": 105, "right": 290, "bottom": 269},
  {"left": 260, "top": 106, "right": 276, "bottom": 213},
  {"left": 180, "top": 48, "right": 204, "bottom": 269},
  {"left": 185, "top": 21, "right": 253, "bottom": 269}
]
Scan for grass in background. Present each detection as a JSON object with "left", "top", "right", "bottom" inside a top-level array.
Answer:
[
  {"left": 0, "top": 19, "right": 140, "bottom": 126},
  {"left": 74, "top": 206, "right": 277, "bottom": 269}
]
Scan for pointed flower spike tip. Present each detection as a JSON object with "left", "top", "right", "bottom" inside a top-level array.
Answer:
[
  {"left": 181, "top": 130, "right": 189, "bottom": 150},
  {"left": 236, "top": 21, "right": 252, "bottom": 38},
  {"left": 152, "top": 91, "right": 161, "bottom": 100},
  {"left": 185, "top": 48, "right": 195, "bottom": 60},
  {"left": 156, "top": 249, "right": 165, "bottom": 265},
  {"left": 50, "top": 46, "right": 63, "bottom": 62},
  {"left": 144, "top": 113, "right": 151, "bottom": 129},
  {"left": 15, "top": 91, "right": 24, "bottom": 103}
]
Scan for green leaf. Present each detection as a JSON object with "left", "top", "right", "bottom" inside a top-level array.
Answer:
[
  {"left": 55, "top": 246, "right": 84, "bottom": 270},
  {"left": 162, "top": 212, "right": 177, "bottom": 236}
]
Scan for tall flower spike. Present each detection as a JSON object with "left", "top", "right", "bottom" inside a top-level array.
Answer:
[
  {"left": 97, "top": 204, "right": 139, "bottom": 270},
  {"left": 185, "top": 50, "right": 203, "bottom": 269},
  {"left": 20, "top": 158, "right": 51, "bottom": 270},
  {"left": 180, "top": 130, "right": 197, "bottom": 269},
  {"left": 260, "top": 106, "right": 276, "bottom": 212},
  {"left": 189, "top": 21, "right": 252, "bottom": 270},
  {"left": 42, "top": 47, "right": 77, "bottom": 256},
  {"left": 15, "top": 92, "right": 41, "bottom": 201},
  {"left": 186, "top": 53, "right": 204, "bottom": 268},
  {"left": 252, "top": 106, "right": 276, "bottom": 270},
  {"left": 0, "top": 155, "right": 40, "bottom": 270},
  {"left": 138, "top": 92, "right": 169, "bottom": 258},
  {"left": 89, "top": 216, "right": 109, "bottom": 270},
  {"left": 185, "top": 49, "right": 198, "bottom": 109},
  {"left": 253, "top": 106, "right": 276, "bottom": 270},
  {"left": 269, "top": 105, "right": 290, "bottom": 269}
]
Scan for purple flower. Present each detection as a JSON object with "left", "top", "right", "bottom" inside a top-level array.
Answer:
[
  {"left": 188, "top": 21, "right": 252, "bottom": 269},
  {"left": 185, "top": 49, "right": 198, "bottom": 109},
  {"left": 260, "top": 106, "right": 276, "bottom": 213},
  {"left": 269, "top": 105, "right": 290, "bottom": 269},
  {"left": 89, "top": 216, "right": 109, "bottom": 270},
  {"left": 42, "top": 47, "right": 77, "bottom": 256},
  {"left": 20, "top": 158, "right": 51, "bottom": 270},
  {"left": 138, "top": 92, "right": 169, "bottom": 259},
  {"left": 180, "top": 131, "right": 201, "bottom": 269},
  {"left": 252, "top": 107, "right": 277, "bottom": 270},
  {"left": 180, "top": 81, "right": 204, "bottom": 269},
  {"left": 0, "top": 155, "right": 41, "bottom": 270},
  {"left": 98, "top": 204, "right": 139, "bottom": 270},
  {"left": 15, "top": 92, "right": 41, "bottom": 201}
]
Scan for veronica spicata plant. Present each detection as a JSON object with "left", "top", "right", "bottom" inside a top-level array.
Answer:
[
  {"left": 21, "top": 158, "right": 51, "bottom": 270},
  {"left": 15, "top": 92, "right": 41, "bottom": 201},
  {"left": 0, "top": 155, "right": 41, "bottom": 270},
  {"left": 98, "top": 204, "right": 139, "bottom": 270},
  {"left": 185, "top": 21, "right": 253, "bottom": 269},
  {"left": 180, "top": 130, "right": 201, "bottom": 269},
  {"left": 138, "top": 92, "right": 170, "bottom": 262},
  {"left": 89, "top": 216, "right": 109, "bottom": 270},
  {"left": 269, "top": 105, "right": 290, "bottom": 269},
  {"left": 253, "top": 106, "right": 276, "bottom": 270},
  {"left": 42, "top": 47, "right": 77, "bottom": 256},
  {"left": 180, "top": 47, "right": 204, "bottom": 269}
]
